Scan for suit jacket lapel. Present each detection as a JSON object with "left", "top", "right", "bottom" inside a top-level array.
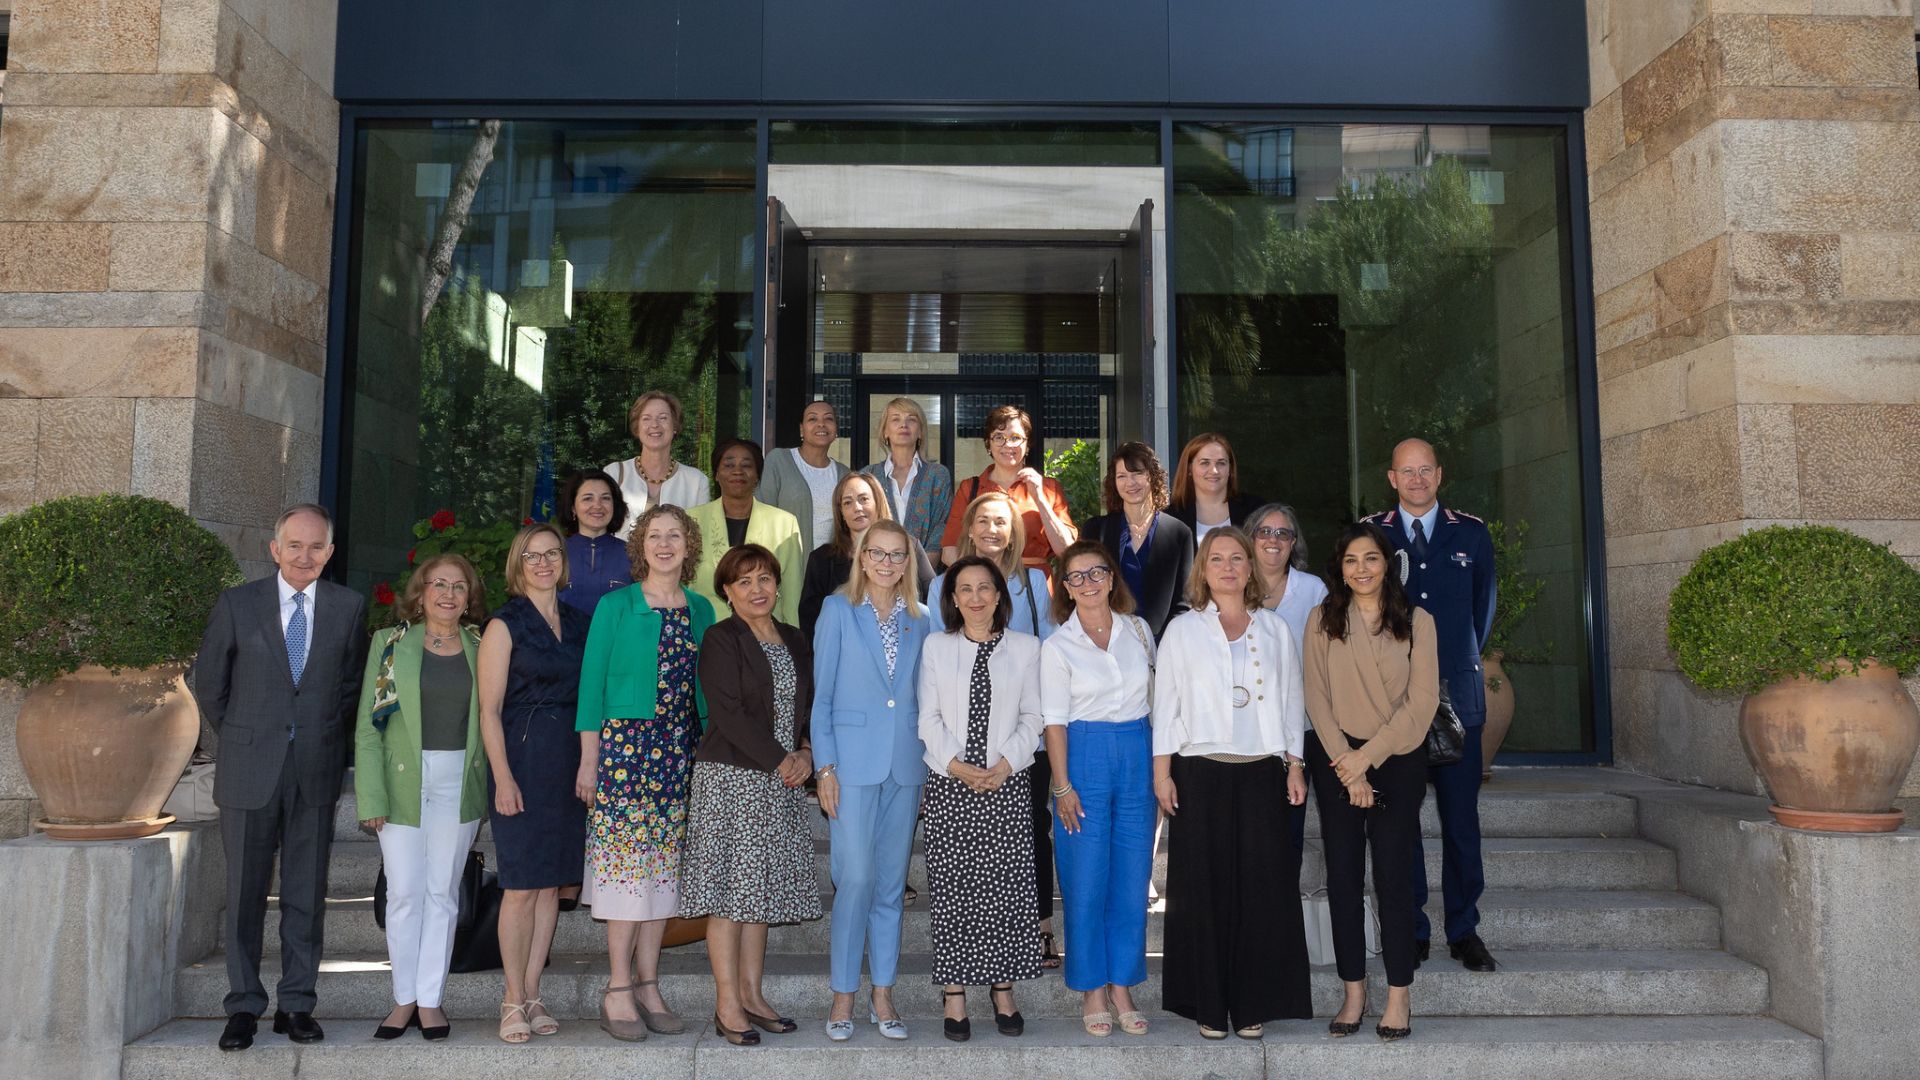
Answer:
[
  {"left": 851, "top": 600, "right": 893, "bottom": 688},
  {"left": 259, "top": 576, "right": 296, "bottom": 691},
  {"left": 397, "top": 625, "right": 424, "bottom": 742}
]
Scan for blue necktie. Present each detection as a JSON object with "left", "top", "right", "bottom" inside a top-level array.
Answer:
[
  {"left": 287, "top": 591, "right": 308, "bottom": 689},
  {"left": 1411, "top": 518, "right": 1430, "bottom": 562}
]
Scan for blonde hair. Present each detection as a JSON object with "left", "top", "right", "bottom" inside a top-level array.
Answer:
[
  {"left": 956, "top": 490, "right": 1026, "bottom": 580},
  {"left": 504, "top": 523, "right": 568, "bottom": 597},
  {"left": 875, "top": 396, "right": 928, "bottom": 454},
  {"left": 840, "top": 519, "right": 923, "bottom": 618},
  {"left": 1187, "top": 526, "right": 1266, "bottom": 610}
]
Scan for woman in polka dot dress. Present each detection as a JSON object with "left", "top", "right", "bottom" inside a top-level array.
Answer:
[{"left": 917, "top": 556, "right": 1046, "bottom": 1040}]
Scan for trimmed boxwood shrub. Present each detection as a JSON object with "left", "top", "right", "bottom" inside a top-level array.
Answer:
[
  {"left": 1667, "top": 524, "right": 1920, "bottom": 695},
  {"left": 0, "top": 494, "right": 242, "bottom": 687}
]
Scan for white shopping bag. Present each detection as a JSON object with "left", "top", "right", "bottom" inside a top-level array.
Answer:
[{"left": 1301, "top": 889, "right": 1336, "bottom": 966}]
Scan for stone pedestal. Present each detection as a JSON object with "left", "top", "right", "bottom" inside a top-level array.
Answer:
[
  {"left": 0, "top": 824, "right": 223, "bottom": 1080},
  {"left": 1637, "top": 784, "right": 1920, "bottom": 1080}
]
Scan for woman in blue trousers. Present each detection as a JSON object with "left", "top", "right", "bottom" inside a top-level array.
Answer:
[
  {"left": 810, "top": 518, "right": 932, "bottom": 1041},
  {"left": 1038, "top": 539, "right": 1157, "bottom": 1037}
]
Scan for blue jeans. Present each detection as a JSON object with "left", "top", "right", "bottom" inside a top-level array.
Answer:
[{"left": 1054, "top": 718, "right": 1155, "bottom": 992}]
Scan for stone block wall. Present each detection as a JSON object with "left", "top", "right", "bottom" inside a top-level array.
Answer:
[
  {"left": 1587, "top": 0, "right": 1920, "bottom": 798},
  {"left": 0, "top": 0, "right": 340, "bottom": 837}
]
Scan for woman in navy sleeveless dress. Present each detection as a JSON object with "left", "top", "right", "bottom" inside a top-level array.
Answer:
[{"left": 488, "top": 593, "right": 592, "bottom": 886}]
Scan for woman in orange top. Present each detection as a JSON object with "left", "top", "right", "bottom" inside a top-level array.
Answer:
[{"left": 940, "top": 404, "right": 1077, "bottom": 582}]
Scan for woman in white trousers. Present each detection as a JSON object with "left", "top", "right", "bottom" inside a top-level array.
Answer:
[{"left": 353, "top": 553, "right": 493, "bottom": 1040}]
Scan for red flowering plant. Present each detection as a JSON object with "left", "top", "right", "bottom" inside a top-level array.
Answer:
[{"left": 367, "top": 508, "right": 535, "bottom": 629}]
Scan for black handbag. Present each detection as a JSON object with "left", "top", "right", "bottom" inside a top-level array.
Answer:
[
  {"left": 1425, "top": 677, "right": 1466, "bottom": 767},
  {"left": 1406, "top": 624, "right": 1467, "bottom": 767},
  {"left": 373, "top": 847, "right": 507, "bottom": 972}
]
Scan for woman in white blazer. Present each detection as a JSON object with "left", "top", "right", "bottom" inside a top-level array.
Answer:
[
  {"left": 917, "top": 556, "right": 1044, "bottom": 1042},
  {"left": 1151, "top": 527, "right": 1312, "bottom": 1040}
]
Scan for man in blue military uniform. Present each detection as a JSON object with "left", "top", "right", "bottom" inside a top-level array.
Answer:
[{"left": 1362, "top": 438, "right": 1498, "bottom": 972}]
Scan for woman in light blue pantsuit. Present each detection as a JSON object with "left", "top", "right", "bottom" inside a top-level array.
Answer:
[{"left": 811, "top": 519, "right": 932, "bottom": 1041}]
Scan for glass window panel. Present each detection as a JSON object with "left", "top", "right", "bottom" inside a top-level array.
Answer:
[
  {"left": 770, "top": 120, "right": 1160, "bottom": 167},
  {"left": 1173, "top": 121, "right": 1592, "bottom": 754},
  {"left": 341, "top": 119, "right": 758, "bottom": 592}
]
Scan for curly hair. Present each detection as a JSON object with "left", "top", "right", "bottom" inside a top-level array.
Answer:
[
  {"left": 1102, "top": 441, "right": 1169, "bottom": 514},
  {"left": 625, "top": 503, "right": 701, "bottom": 586}
]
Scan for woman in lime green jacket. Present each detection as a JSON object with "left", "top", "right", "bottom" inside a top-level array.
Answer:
[
  {"left": 353, "top": 553, "right": 490, "bottom": 1041},
  {"left": 571, "top": 504, "right": 717, "bottom": 1040}
]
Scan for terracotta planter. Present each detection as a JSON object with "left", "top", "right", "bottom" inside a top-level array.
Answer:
[
  {"left": 662, "top": 916, "right": 709, "bottom": 948},
  {"left": 1480, "top": 652, "right": 1515, "bottom": 781},
  {"left": 15, "top": 664, "right": 200, "bottom": 840},
  {"left": 1739, "top": 660, "right": 1919, "bottom": 833}
]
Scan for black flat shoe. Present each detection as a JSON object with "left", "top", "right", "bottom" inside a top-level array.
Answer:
[
  {"left": 219, "top": 1012, "right": 257, "bottom": 1051},
  {"left": 420, "top": 1013, "right": 450, "bottom": 1041},
  {"left": 1449, "top": 933, "right": 1498, "bottom": 972},
  {"left": 1414, "top": 939, "right": 1431, "bottom": 965},
  {"left": 990, "top": 984, "right": 1023, "bottom": 1037},
  {"left": 743, "top": 1009, "right": 797, "bottom": 1034},
  {"left": 942, "top": 988, "right": 970, "bottom": 1042},
  {"left": 1327, "top": 1008, "right": 1365, "bottom": 1037},
  {"left": 373, "top": 1007, "right": 419, "bottom": 1040},
  {"left": 274, "top": 1010, "right": 325, "bottom": 1043},
  {"left": 1376, "top": 1021, "right": 1411, "bottom": 1042},
  {"left": 714, "top": 1015, "right": 761, "bottom": 1046}
]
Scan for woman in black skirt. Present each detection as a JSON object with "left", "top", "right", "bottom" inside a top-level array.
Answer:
[
  {"left": 1150, "top": 527, "right": 1311, "bottom": 1039},
  {"left": 917, "top": 556, "right": 1046, "bottom": 1040}
]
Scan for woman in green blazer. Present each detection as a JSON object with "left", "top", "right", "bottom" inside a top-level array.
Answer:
[
  {"left": 353, "top": 553, "right": 490, "bottom": 1042},
  {"left": 571, "top": 504, "right": 717, "bottom": 1040}
]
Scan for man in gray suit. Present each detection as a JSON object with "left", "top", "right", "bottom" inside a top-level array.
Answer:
[{"left": 194, "top": 504, "right": 368, "bottom": 1050}]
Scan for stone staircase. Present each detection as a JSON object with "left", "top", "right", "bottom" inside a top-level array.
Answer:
[{"left": 125, "top": 769, "right": 1824, "bottom": 1079}]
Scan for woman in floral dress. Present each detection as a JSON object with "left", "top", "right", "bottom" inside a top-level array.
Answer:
[{"left": 574, "top": 504, "right": 716, "bottom": 1040}]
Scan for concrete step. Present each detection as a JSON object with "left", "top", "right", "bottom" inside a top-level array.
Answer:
[
  {"left": 126, "top": 1015, "right": 1822, "bottom": 1080},
  {"left": 331, "top": 780, "right": 1640, "bottom": 843},
  {"left": 262, "top": 887, "right": 1720, "bottom": 958},
  {"left": 174, "top": 947, "right": 1768, "bottom": 1021},
  {"left": 304, "top": 835, "right": 1674, "bottom": 901}
]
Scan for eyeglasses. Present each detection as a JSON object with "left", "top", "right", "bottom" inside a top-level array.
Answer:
[
  {"left": 989, "top": 433, "right": 1028, "bottom": 447},
  {"left": 1395, "top": 466, "right": 1438, "bottom": 480},
  {"left": 1062, "top": 566, "right": 1112, "bottom": 587},
  {"left": 425, "top": 579, "right": 470, "bottom": 594},
  {"left": 863, "top": 547, "right": 910, "bottom": 565},
  {"left": 1254, "top": 526, "right": 1297, "bottom": 542},
  {"left": 520, "top": 549, "right": 564, "bottom": 565}
]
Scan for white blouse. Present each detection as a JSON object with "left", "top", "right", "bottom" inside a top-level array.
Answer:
[
  {"left": 1039, "top": 610, "right": 1155, "bottom": 727},
  {"left": 604, "top": 458, "right": 712, "bottom": 539},
  {"left": 1267, "top": 570, "right": 1330, "bottom": 660},
  {"left": 1151, "top": 604, "right": 1306, "bottom": 760}
]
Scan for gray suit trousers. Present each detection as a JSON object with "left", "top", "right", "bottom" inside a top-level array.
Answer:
[{"left": 221, "top": 751, "right": 337, "bottom": 1016}]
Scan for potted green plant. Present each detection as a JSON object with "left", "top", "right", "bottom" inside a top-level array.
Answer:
[
  {"left": 1667, "top": 524, "right": 1920, "bottom": 831},
  {"left": 0, "top": 495, "right": 242, "bottom": 839},
  {"left": 1479, "top": 519, "right": 1547, "bottom": 779}
]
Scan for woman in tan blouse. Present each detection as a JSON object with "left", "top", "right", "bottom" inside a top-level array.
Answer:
[{"left": 1302, "top": 521, "right": 1438, "bottom": 1044}]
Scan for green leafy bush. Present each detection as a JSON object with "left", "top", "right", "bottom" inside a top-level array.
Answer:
[
  {"left": 1667, "top": 524, "right": 1920, "bottom": 694},
  {"left": 368, "top": 509, "right": 524, "bottom": 628},
  {"left": 1042, "top": 438, "right": 1105, "bottom": 526},
  {"left": 1483, "top": 518, "right": 1548, "bottom": 690},
  {"left": 0, "top": 495, "right": 242, "bottom": 687}
]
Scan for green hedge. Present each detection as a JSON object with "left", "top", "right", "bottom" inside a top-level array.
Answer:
[
  {"left": 1667, "top": 524, "right": 1920, "bottom": 695},
  {"left": 0, "top": 495, "right": 242, "bottom": 687}
]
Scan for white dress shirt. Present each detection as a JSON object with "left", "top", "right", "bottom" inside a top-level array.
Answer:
[
  {"left": 276, "top": 573, "right": 315, "bottom": 671},
  {"left": 1039, "top": 610, "right": 1154, "bottom": 727},
  {"left": 1151, "top": 604, "right": 1306, "bottom": 759},
  {"left": 883, "top": 454, "right": 921, "bottom": 515},
  {"left": 1267, "top": 570, "right": 1330, "bottom": 660}
]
